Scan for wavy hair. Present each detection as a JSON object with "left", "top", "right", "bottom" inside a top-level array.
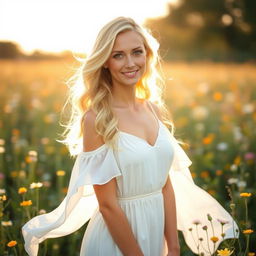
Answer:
[{"left": 58, "top": 16, "right": 178, "bottom": 157}]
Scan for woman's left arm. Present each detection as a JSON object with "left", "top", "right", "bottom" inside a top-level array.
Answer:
[{"left": 162, "top": 176, "right": 180, "bottom": 256}]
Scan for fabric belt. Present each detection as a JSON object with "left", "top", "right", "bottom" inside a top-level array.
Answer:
[{"left": 117, "top": 189, "right": 162, "bottom": 201}]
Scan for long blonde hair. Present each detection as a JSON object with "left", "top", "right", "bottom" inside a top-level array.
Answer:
[{"left": 58, "top": 16, "right": 176, "bottom": 156}]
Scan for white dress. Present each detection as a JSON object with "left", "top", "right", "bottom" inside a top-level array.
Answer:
[{"left": 22, "top": 115, "right": 239, "bottom": 256}]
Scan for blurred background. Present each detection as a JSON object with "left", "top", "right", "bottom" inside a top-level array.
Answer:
[{"left": 0, "top": 0, "right": 255, "bottom": 255}]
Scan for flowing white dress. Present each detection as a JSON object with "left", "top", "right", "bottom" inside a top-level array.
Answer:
[{"left": 22, "top": 115, "right": 239, "bottom": 256}]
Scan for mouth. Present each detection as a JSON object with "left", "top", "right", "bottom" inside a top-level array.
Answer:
[{"left": 121, "top": 70, "right": 139, "bottom": 79}]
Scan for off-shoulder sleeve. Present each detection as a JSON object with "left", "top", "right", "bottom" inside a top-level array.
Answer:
[
  {"left": 22, "top": 144, "right": 122, "bottom": 256},
  {"left": 168, "top": 135, "right": 239, "bottom": 255}
]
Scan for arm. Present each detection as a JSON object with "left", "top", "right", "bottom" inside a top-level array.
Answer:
[
  {"left": 162, "top": 177, "right": 180, "bottom": 255},
  {"left": 83, "top": 110, "right": 144, "bottom": 256}
]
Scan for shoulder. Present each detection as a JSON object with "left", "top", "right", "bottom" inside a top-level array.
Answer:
[
  {"left": 82, "top": 110, "right": 104, "bottom": 151},
  {"left": 146, "top": 100, "right": 163, "bottom": 121}
]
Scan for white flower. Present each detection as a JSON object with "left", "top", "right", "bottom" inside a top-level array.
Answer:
[
  {"left": 192, "top": 106, "right": 209, "bottom": 120},
  {"left": 0, "top": 188, "right": 6, "bottom": 194},
  {"left": 242, "top": 103, "right": 254, "bottom": 114},
  {"left": 237, "top": 180, "right": 247, "bottom": 188},
  {"left": 228, "top": 178, "right": 238, "bottom": 184},
  {"left": 30, "top": 182, "right": 43, "bottom": 189},
  {"left": 230, "top": 164, "right": 238, "bottom": 172},
  {"left": 216, "top": 142, "right": 228, "bottom": 151}
]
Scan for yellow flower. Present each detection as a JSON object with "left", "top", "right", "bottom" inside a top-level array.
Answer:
[
  {"left": 7, "top": 240, "right": 17, "bottom": 247},
  {"left": 243, "top": 229, "right": 254, "bottom": 234},
  {"left": 1, "top": 220, "right": 13, "bottom": 226},
  {"left": 240, "top": 193, "right": 252, "bottom": 197},
  {"left": 248, "top": 253, "right": 255, "bottom": 256},
  {"left": 217, "top": 248, "right": 233, "bottom": 256},
  {"left": 20, "top": 200, "right": 32, "bottom": 206},
  {"left": 18, "top": 187, "right": 27, "bottom": 194},
  {"left": 0, "top": 195, "right": 7, "bottom": 201},
  {"left": 213, "top": 92, "right": 223, "bottom": 101},
  {"left": 56, "top": 170, "right": 66, "bottom": 176},
  {"left": 210, "top": 236, "right": 219, "bottom": 243}
]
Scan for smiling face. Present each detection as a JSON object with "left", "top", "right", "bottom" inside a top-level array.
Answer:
[{"left": 105, "top": 30, "right": 147, "bottom": 88}]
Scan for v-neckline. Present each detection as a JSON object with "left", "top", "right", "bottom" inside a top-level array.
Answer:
[{"left": 118, "top": 119, "right": 162, "bottom": 148}]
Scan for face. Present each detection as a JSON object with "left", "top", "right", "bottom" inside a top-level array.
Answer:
[{"left": 105, "top": 30, "right": 147, "bottom": 88}]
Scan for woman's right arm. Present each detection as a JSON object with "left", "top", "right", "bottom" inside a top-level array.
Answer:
[{"left": 83, "top": 110, "right": 144, "bottom": 256}]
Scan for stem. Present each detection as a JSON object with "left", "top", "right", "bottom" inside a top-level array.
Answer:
[
  {"left": 244, "top": 235, "right": 250, "bottom": 256},
  {"left": 244, "top": 198, "right": 248, "bottom": 228}
]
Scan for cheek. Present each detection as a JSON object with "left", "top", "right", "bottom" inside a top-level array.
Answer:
[{"left": 107, "top": 60, "right": 122, "bottom": 73}]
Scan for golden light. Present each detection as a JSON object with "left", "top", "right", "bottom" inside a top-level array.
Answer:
[{"left": 0, "top": 0, "right": 179, "bottom": 54}]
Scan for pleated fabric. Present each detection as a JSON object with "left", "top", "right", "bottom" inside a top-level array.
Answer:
[{"left": 22, "top": 120, "right": 239, "bottom": 256}]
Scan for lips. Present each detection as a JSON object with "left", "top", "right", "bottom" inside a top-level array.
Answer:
[{"left": 121, "top": 70, "right": 138, "bottom": 79}]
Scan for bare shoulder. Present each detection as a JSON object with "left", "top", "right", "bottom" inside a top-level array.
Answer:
[
  {"left": 82, "top": 110, "right": 104, "bottom": 152},
  {"left": 147, "top": 100, "right": 163, "bottom": 121}
]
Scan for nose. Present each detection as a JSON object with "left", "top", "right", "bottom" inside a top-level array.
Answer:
[{"left": 125, "top": 55, "right": 135, "bottom": 68}]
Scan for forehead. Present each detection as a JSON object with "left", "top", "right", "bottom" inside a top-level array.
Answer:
[{"left": 112, "top": 30, "right": 144, "bottom": 51}]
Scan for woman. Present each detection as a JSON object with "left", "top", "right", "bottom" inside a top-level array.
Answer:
[{"left": 22, "top": 17, "right": 238, "bottom": 256}]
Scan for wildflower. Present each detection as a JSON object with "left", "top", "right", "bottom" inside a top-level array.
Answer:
[
  {"left": 7, "top": 240, "right": 17, "bottom": 247},
  {"left": 30, "top": 182, "right": 43, "bottom": 189},
  {"left": 56, "top": 170, "right": 66, "bottom": 176},
  {"left": 20, "top": 200, "right": 32, "bottom": 206},
  {"left": 230, "top": 203, "right": 235, "bottom": 210},
  {"left": 18, "top": 187, "right": 27, "bottom": 194},
  {"left": 200, "top": 171, "right": 210, "bottom": 178},
  {"left": 240, "top": 193, "right": 252, "bottom": 197},
  {"left": 216, "top": 170, "right": 223, "bottom": 176},
  {"left": 244, "top": 152, "right": 255, "bottom": 160},
  {"left": 237, "top": 181, "right": 247, "bottom": 188},
  {"left": 230, "top": 164, "right": 238, "bottom": 172},
  {"left": 217, "top": 143, "right": 228, "bottom": 151},
  {"left": 227, "top": 178, "right": 238, "bottom": 184},
  {"left": 248, "top": 253, "right": 255, "bottom": 256},
  {"left": 210, "top": 236, "right": 219, "bottom": 243},
  {"left": 193, "top": 220, "right": 201, "bottom": 225},
  {"left": 243, "top": 229, "right": 254, "bottom": 234},
  {"left": 0, "top": 146, "right": 5, "bottom": 153},
  {"left": 26, "top": 150, "right": 38, "bottom": 163},
  {"left": 217, "top": 248, "right": 233, "bottom": 256},
  {"left": 207, "top": 213, "right": 212, "bottom": 221},
  {"left": 0, "top": 188, "right": 6, "bottom": 194},
  {"left": 39, "top": 209, "right": 46, "bottom": 214},
  {"left": 202, "top": 225, "right": 208, "bottom": 230},
  {"left": 0, "top": 195, "right": 7, "bottom": 201},
  {"left": 1, "top": 220, "right": 13, "bottom": 226},
  {"left": 189, "top": 227, "right": 193, "bottom": 231},
  {"left": 213, "top": 92, "right": 223, "bottom": 101},
  {"left": 217, "top": 219, "right": 229, "bottom": 225}
]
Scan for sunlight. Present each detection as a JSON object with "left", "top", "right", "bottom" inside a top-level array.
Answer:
[{"left": 0, "top": 0, "right": 179, "bottom": 54}]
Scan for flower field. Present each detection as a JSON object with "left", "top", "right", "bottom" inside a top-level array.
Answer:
[{"left": 0, "top": 59, "right": 255, "bottom": 255}]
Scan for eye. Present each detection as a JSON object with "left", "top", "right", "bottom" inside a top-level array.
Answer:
[
  {"left": 113, "top": 53, "right": 123, "bottom": 59},
  {"left": 133, "top": 49, "right": 144, "bottom": 56}
]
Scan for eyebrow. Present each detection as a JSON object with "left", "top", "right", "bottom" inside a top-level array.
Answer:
[{"left": 112, "top": 46, "right": 142, "bottom": 54}]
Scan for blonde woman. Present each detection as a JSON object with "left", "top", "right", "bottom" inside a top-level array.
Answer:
[{"left": 22, "top": 17, "right": 238, "bottom": 256}]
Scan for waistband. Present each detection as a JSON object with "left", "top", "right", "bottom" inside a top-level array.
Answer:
[{"left": 117, "top": 189, "right": 162, "bottom": 201}]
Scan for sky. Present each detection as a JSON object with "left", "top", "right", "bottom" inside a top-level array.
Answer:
[{"left": 0, "top": 0, "right": 177, "bottom": 54}]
